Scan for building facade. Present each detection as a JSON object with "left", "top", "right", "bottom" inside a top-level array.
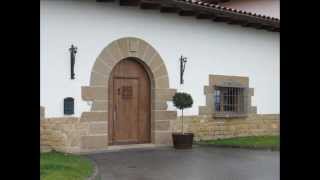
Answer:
[{"left": 40, "top": 0, "right": 280, "bottom": 153}]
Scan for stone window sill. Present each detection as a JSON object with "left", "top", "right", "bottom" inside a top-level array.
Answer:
[{"left": 213, "top": 112, "right": 248, "bottom": 118}]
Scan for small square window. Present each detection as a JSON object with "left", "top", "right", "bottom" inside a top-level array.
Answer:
[{"left": 213, "top": 86, "right": 247, "bottom": 117}]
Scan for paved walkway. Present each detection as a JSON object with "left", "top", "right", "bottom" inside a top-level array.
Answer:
[{"left": 87, "top": 146, "right": 279, "bottom": 180}]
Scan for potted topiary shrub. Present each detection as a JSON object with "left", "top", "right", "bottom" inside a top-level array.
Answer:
[{"left": 172, "top": 92, "right": 194, "bottom": 149}]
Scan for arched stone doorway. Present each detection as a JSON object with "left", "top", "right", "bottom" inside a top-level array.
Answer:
[{"left": 80, "top": 37, "right": 177, "bottom": 150}]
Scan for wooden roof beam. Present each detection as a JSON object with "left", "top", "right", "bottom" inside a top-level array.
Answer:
[
  {"left": 265, "top": 26, "right": 280, "bottom": 32},
  {"left": 195, "top": 13, "right": 212, "bottom": 19},
  {"left": 140, "top": 0, "right": 162, "bottom": 10},
  {"left": 226, "top": 19, "right": 241, "bottom": 25},
  {"left": 178, "top": 8, "right": 196, "bottom": 16},
  {"left": 240, "top": 21, "right": 253, "bottom": 27},
  {"left": 251, "top": 23, "right": 264, "bottom": 29},
  {"left": 119, "top": 0, "right": 140, "bottom": 6},
  {"left": 96, "top": 0, "right": 115, "bottom": 2},
  {"left": 227, "top": 18, "right": 249, "bottom": 25},
  {"left": 273, "top": 28, "right": 280, "bottom": 32},
  {"left": 212, "top": 14, "right": 231, "bottom": 22},
  {"left": 160, "top": 4, "right": 180, "bottom": 13}
]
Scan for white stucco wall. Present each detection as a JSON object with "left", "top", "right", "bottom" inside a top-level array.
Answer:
[{"left": 40, "top": 0, "right": 279, "bottom": 117}]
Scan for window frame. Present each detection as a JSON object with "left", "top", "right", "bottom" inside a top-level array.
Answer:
[{"left": 213, "top": 86, "right": 248, "bottom": 118}]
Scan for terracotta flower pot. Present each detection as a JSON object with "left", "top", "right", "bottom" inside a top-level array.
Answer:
[{"left": 172, "top": 133, "right": 194, "bottom": 149}]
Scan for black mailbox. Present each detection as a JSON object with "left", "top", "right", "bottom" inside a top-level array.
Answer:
[{"left": 64, "top": 97, "right": 74, "bottom": 115}]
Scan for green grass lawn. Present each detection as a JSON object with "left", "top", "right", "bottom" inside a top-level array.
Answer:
[
  {"left": 196, "top": 135, "right": 279, "bottom": 150},
  {"left": 40, "top": 151, "right": 94, "bottom": 180}
]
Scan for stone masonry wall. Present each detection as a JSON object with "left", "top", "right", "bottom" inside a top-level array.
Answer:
[
  {"left": 40, "top": 117, "right": 89, "bottom": 153},
  {"left": 172, "top": 114, "right": 279, "bottom": 141},
  {"left": 41, "top": 107, "right": 279, "bottom": 153},
  {"left": 40, "top": 116, "right": 115, "bottom": 154}
]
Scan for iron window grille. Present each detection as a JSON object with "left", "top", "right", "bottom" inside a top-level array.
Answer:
[{"left": 214, "top": 86, "right": 248, "bottom": 117}]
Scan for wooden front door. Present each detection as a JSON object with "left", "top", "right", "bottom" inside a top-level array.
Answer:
[{"left": 108, "top": 58, "right": 151, "bottom": 145}]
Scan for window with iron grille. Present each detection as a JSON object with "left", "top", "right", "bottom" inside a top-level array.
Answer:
[{"left": 214, "top": 86, "right": 247, "bottom": 115}]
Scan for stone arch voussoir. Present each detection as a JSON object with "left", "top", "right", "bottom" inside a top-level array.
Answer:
[{"left": 80, "top": 37, "right": 176, "bottom": 150}]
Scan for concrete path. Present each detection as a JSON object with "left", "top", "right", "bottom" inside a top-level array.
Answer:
[{"left": 87, "top": 146, "right": 279, "bottom": 180}]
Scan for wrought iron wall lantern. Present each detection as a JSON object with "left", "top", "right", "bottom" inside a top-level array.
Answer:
[
  {"left": 69, "top": 44, "right": 78, "bottom": 80},
  {"left": 180, "top": 55, "right": 187, "bottom": 85}
]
